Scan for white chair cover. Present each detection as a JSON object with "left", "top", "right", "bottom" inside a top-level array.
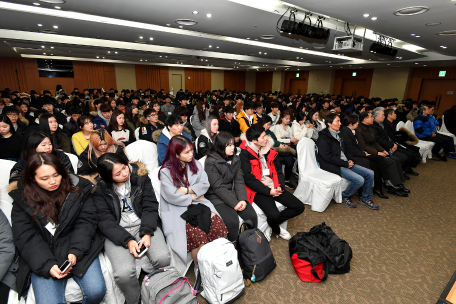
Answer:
[
  {"left": 396, "top": 121, "right": 405, "bottom": 131},
  {"left": 293, "top": 138, "right": 342, "bottom": 212},
  {"left": 125, "top": 140, "right": 159, "bottom": 181},
  {"left": 64, "top": 152, "right": 79, "bottom": 174},
  {"left": 251, "top": 202, "right": 288, "bottom": 240},
  {"left": 0, "top": 160, "right": 16, "bottom": 224},
  {"left": 404, "top": 121, "right": 434, "bottom": 163},
  {"left": 134, "top": 127, "right": 140, "bottom": 141}
]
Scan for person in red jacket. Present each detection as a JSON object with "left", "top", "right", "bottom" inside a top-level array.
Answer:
[{"left": 239, "top": 124, "right": 304, "bottom": 240}]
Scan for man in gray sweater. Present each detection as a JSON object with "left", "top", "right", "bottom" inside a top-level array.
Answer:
[{"left": 161, "top": 97, "right": 175, "bottom": 119}]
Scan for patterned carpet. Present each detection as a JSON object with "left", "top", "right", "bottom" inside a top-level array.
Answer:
[{"left": 187, "top": 159, "right": 456, "bottom": 304}]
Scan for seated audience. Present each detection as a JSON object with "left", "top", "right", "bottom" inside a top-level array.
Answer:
[
  {"left": 39, "top": 113, "right": 71, "bottom": 153},
  {"left": 191, "top": 102, "right": 208, "bottom": 137},
  {"left": 125, "top": 103, "right": 140, "bottom": 131},
  {"left": 317, "top": 113, "right": 378, "bottom": 210},
  {"left": 291, "top": 112, "right": 314, "bottom": 141},
  {"left": 41, "top": 99, "right": 67, "bottom": 125},
  {"left": 274, "top": 110, "right": 299, "bottom": 147},
  {"left": 0, "top": 114, "right": 22, "bottom": 161},
  {"left": 218, "top": 106, "right": 241, "bottom": 144},
  {"left": 158, "top": 135, "right": 228, "bottom": 273},
  {"left": 196, "top": 115, "right": 219, "bottom": 159},
  {"left": 9, "top": 153, "right": 106, "bottom": 303},
  {"left": 175, "top": 106, "right": 196, "bottom": 140},
  {"left": 443, "top": 105, "right": 456, "bottom": 136},
  {"left": 155, "top": 115, "right": 193, "bottom": 166},
  {"left": 93, "top": 103, "right": 112, "bottom": 130},
  {"left": 205, "top": 132, "right": 258, "bottom": 242},
  {"left": 72, "top": 116, "right": 94, "bottom": 156},
  {"left": 107, "top": 109, "right": 135, "bottom": 146},
  {"left": 78, "top": 129, "right": 128, "bottom": 175},
  {"left": 160, "top": 96, "right": 175, "bottom": 119},
  {"left": 240, "top": 124, "right": 304, "bottom": 240},
  {"left": 305, "top": 109, "right": 325, "bottom": 141},
  {"left": 139, "top": 108, "right": 164, "bottom": 143},
  {"left": 254, "top": 102, "right": 264, "bottom": 125},
  {"left": 62, "top": 106, "right": 82, "bottom": 138},
  {"left": 414, "top": 104, "right": 455, "bottom": 161},
  {"left": 357, "top": 112, "right": 410, "bottom": 197},
  {"left": 94, "top": 153, "right": 170, "bottom": 304},
  {"left": 237, "top": 102, "right": 257, "bottom": 134},
  {"left": 10, "top": 131, "right": 74, "bottom": 182},
  {"left": 4, "top": 105, "right": 28, "bottom": 136},
  {"left": 150, "top": 101, "right": 166, "bottom": 124}
]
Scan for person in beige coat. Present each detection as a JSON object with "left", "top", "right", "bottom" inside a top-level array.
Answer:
[{"left": 291, "top": 112, "right": 314, "bottom": 141}]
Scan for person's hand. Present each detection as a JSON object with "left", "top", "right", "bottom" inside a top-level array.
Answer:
[
  {"left": 68, "top": 254, "right": 77, "bottom": 267},
  {"left": 127, "top": 240, "right": 140, "bottom": 258},
  {"left": 192, "top": 195, "right": 204, "bottom": 201},
  {"left": 432, "top": 133, "right": 437, "bottom": 137},
  {"left": 290, "top": 138, "right": 299, "bottom": 145},
  {"left": 270, "top": 188, "right": 281, "bottom": 197},
  {"left": 365, "top": 152, "right": 371, "bottom": 156},
  {"left": 305, "top": 124, "right": 313, "bottom": 128},
  {"left": 234, "top": 201, "right": 246, "bottom": 211},
  {"left": 49, "top": 265, "right": 68, "bottom": 279},
  {"left": 139, "top": 234, "right": 151, "bottom": 248},
  {"left": 348, "top": 160, "right": 354, "bottom": 168},
  {"left": 393, "top": 144, "right": 397, "bottom": 150},
  {"left": 234, "top": 137, "right": 240, "bottom": 142}
]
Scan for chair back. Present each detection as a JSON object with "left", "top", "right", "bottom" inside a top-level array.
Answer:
[
  {"left": 0, "top": 160, "right": 17, "bottom": 224},
  {"left": 134, "top": 127, "right": 140, "bottom": 141},
  {"left": 396, "top": 121, "right": 405, "bottom": 131},
  {"left": 441, "top": 115, "right": 450, "bottom": 133},
  {"left": 404, "top": 120, "right": 416, "bottom": 136},
  {"left": 64, "top": 152, "right": 79, "bottom": 174},
  {"left": 125, "top": 140, "right": 159, "bottom": 180},
  {"left": 296, "top": 137, "right": 319, "bottom": 173},
  {"left": 198, "top": 156, "right": 207, "bottom": 167}
]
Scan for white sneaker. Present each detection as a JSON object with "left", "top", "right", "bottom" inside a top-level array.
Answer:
[{"left": 277, "top": 227, "right": 292, "bottom": 240}]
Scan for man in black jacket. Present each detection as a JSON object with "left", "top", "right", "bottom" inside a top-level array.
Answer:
[
  {"left": 371, "top": 107, "right": 418, "bottom": 178},
  {"left": 219, "top": 106, "right": 241, "bottom": 145},
  {"left": 63, "top": 106, "right": 82, "bottom": 138},
  {"left": 41, "top": 99, "right": 67, "bottom": 125},
  {"left": 317, "top": 113, "right": 377, "bottom": 210}
]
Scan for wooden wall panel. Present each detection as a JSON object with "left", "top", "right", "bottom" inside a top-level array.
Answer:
[
  {"left": 185, "top": 68, "right": 211, "bottom": 92},
  {"left": 255, "top": 72, "right": 273, "bottom": 93},
  {"left": 284, "top": 71, "right": 309, "bottom": 94},
  {"left": 333, "top": 69, "right": 374, "bottom": 97},
  {"left": 72, "top": 61, "right": 117, "bottom": 90},
  {"left": 22, "top": 58, "right": 42, "bottom": 92},
  {"left": 136, "top": 65, "right": 169, "bottom": 91},
  {"left": 406, "top": 66, "right": 456, "bottom": 101},
  {"left": 103, "top": 63, "right": 117, "bottom": 90},
  {"left": 39, "top": 77, "right": 75, "bottom": 92},
  {"left": 160, "top": 67, "right": 169, "bottom": 92},
  {"left": 224, "top": 71, "right": 246, "bottom": 92},
  {"left": 0, "top": 57, "right": 29, "bottom": 92}
]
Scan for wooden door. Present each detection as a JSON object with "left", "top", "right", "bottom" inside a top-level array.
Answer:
[
  {"left": 419, "top": 79, "right": 456, "bottom": 114},
  {"left": 289, "top": 79, "right": 307, "bottom": 94},
  {"left": 171, "top": 74, "right": 182, "bottom": 93},
  {"left": 341, "top": 79, "right": 367, "bottom": 98}
]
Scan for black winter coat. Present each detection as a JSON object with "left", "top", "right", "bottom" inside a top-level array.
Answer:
[
  {"left": 92, "top": 163, "right": 159, "bottom": 247},
  {"left": 371, "top": 121, "right": 394, "bottom": 150},
  {"left": 9, "top": 174, "right": 103, "bottom": 297},
  {"left": 339, "top": 126, "right": 370, "bottom": 169},
  {"left": 9, "top": 151, "right": 74, "bottom": 183},
  {"left": 316, "top": 128, "right": 354, "bottom": 176},
  {"left": 63, "top": 118, "right": 79, "bottom": 138},
  {"left": 218, "top": 115, "right": 241, "bottom": 138},
  {"left": 443, "top": 110, "right": 456, "bottom": 135},
  {"left": 138, "top": 122, "right": 164, "bottom": 143},
  {"left": 77, "top": 144, "right": 128, "bottom": 175},
  {"left": 204, "top": 151, "right": 248, "bottom": 208}
]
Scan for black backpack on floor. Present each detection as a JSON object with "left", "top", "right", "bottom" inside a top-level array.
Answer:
[
  {"left": 236, "top": 220, "right": 276, "bottom": 282},
  {"left": 305, "top": 222, "right": 353, "bottom": 274}
]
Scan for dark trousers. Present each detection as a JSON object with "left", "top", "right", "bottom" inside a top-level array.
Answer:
[
  {"left": 215, "top": 202, "right": 258, "bottom": 242},
  {"left": 253, "top": 190, "right": 304, "bottom": 235},
  {"left": 421, "top": 134, "right": 455, "bottom": 155},
  {"left": 276, "top": 154, "right": 294, "bottom": 180},
  {"left": 367, "top": 154, "right": 404, "bottom": 185},
  {"left": 391, "top": 149, "right": 412, "bottom": 172},
  {"left": 0, "top": 283, "right": 10, "bottom": 304}
]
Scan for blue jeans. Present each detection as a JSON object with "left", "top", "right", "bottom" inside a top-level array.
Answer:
[
  {"left": 31, "top": 257, "right": 106, "bottom": 304},
  {"left": 340, "top": 164, "right": 374, "bottom": 200}
]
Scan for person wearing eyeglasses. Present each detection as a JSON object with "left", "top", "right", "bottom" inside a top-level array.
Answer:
[{"left": 139, "top": 108, "right": 164, "bottom": 143}]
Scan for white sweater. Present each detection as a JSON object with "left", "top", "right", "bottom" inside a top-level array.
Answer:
[
  {"left": 273, "top": 123, "right": 292, "bottom": 144},
  {"left": 291, "top": 120, "right": 313, "bottom": 140}
]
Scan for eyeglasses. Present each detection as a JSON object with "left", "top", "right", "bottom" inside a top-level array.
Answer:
[
  {"left": 6, "top": 113, "right": 18, "bottom": 118},
  {"left": 147, "top": 114, "right": 158, "bottom": 118}
]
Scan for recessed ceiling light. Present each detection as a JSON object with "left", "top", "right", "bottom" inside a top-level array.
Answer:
[
  {"left": 264, "top": 53, "right": 267, "bottom": 55},
  {"left": 205, "top": 59, "right": 208, "bottom": 61},
  {"left": 166, "top": 24, "right": 171, "bottom": 26},
  {"left": 33, "top": 2, "right": 40, "bottom": 5},
  {"left": 43, "top": 52, "right": 46, "bottom": 54},
  {"left": 37, "top": 24, "right": 42, "bottom": 26},
  {"left": 423, "top": 64, "right": 426, "bottom": 66},
  {"left": 115, "top": 51, "right": 118, "bottom": 54},
  {"left": 330, "top": 66, "right": 333, "bottom": 67},
  {"left": 41, "top": 45, "right": 45, "bottom": 48},
  {"left": 247, "top": 38, "right": 250, "bottom": 40},
  {"left": 179, "top": 26, "right": 183, "bottom": 29},
  {"left": 192, "top": 11, "right": 198, "bottom": 14},
  {"left": 394, "top": 6, "right": 429, "bottom": 16},
  {"left": 416, "top": 35, "right": 421, "bottom": 37},
  {"left": 259, "top": 52, "right": 262, "bottom": 54},
  {"left": 415, "top": 62, "right": 419, "bottom": 64},
  {"left": 259, "top": 35, "right": 276, "bottom": 40},
  {"left": 107, "top": 51, "right": 110, "bottom": 53},
  {"left": 175, "top": 19, "right": 198, "bottom": 26},
  {"left": 159, "top": 56, "right": 162, "bottom": 57},
  {"left": 38, "top": 0, "right": 66, "bottom": 3},
  {"left": 207, "top": 14, "right": 212, "bottom": 18},
  {"left": 96, "top": 56, "right": 99, "bottom": 58},
  {"left": 411, "top": 34, "right": 416, "bottom": 36},
  {"left": 139, "top": 36, "right": 143, "bottom": 39},
  {"left": 371, "top": 17, "right": 378, "bottom": 20},
  {"left": 145, "top": 60, "right": 147, "bottom": 61},
  {"left": 209, "top": 45, "right": 212, "bottom": 47},
  {"left": 149, "top": 37, "right": 153, "bottom": 40},
  {"left": 437, "top": 30, "right": 456, "bottom": 36},
  {"left": 54, "top": 6, "right": 60, "bottom": 9},
  {"left": 216, "top": 46, "right": 219, "bottom": 48},
  {"left": 387, "top": 64, "right": 390, "bottom": 65},
  {"left": 140, "top": 59, "right": 143, "bottom": 61},
  {"left": 53, "top": 25, "right": 58, "bottom": 28},
  {"left": 426, "top": 22, "right": 441, "bottom": 26},
  {"left": 440, "top": 45, "right": 448, "bottom": 48},
  {"left": 363, "top": 14, "right": 370, "bottom": 17},
  {"left": 50, "top": 53, "right": 53, "bottom": 55},
  {"left": 50, "top": 46, "right": 54, "bottom": 49},
  {"left": 103, "top": 57, "right": 105, "bottom": 59}
]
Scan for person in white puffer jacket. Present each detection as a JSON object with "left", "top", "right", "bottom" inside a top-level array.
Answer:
[{"left": 291, "top": 112, "right": 314, "bottom": 141}]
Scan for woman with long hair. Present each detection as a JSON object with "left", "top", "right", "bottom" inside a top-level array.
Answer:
[
  {"left": 305, "top": 109, "right": 324, "bottom": 142},
  {"left": 195, "top": 115, "right": 219, "bottom": 159},
  {"left": 125, "top": 104, "right": 140, "bottom": 131},
  {"left": 93, "top": 153, "right": 170, "bottom": 304},
  {"left": 158, "top": 135, "right": 228, "bottom": 273},
  {"left": 274, "top": 110, "right": 299, "bottom": 147},
  {"left": 9, "top": 132, "right": 74, "bottom": 182},
  {"left": 107, "top": 110, "right": 135, "bottom": 146},
  {"left": 291, "top": 111, "right": 314, "bottom": 141},
  {"left": 72, "top": 116, "right": 94, "bottom": 156},
  {"left": 0, "top": 114, "right": 22, "bottom": 161},
  {"left": 39, "top": 113, "right": 71, "bottom": 153},
  {"left": 205, "top": 132, "right": 257, "bottom": 242},
  {"left": 77, "top": 129, "right": 128, "bottom": 175},
  {"left": 9, "top": 153, "right": 106, "bottom": 303},
  {"left": 190, "top": 102, "right": 208, "bottom": 137}
]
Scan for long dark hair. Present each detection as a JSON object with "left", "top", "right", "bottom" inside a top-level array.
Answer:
[
  {"left": 0, "top": 114, "right": 15, "bottom": 137},
  {"left": 39, "top": 113, "right": 65, "bottom": 148},
  {"left": 208, "top": 132, "right": 235, "bottom": 161},
  {"left": 97, "top": 153, "right": 129, "bottom": 189},
  {"left": 23, "top": 153, "right": 81, "bottom": 224},
  {"left": 307, "top": 109, "right": 319, "bottom": 124},
  {"left": 125, "top": 103, "right": 139, "bottom": 127},
  {"left": 159, "top": 135, "right": 198, "bottom": 187},
  {"left": 196, "top": 102, "right": 206, "bottom": 121},
  {"left": 21, "top": 132, "right": 59, "bottom": 161},
  {"left": 107, "top": 110, "right": 126, "bottom": 132}
]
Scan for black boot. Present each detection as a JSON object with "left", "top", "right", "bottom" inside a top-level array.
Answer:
[
  {"left": 405, "top": 168, "right": 419, "bottom": 176},
  {"left": 399, "top": 184, "right": 410, "bottom": 193},
  {"left": 386, "top": 187, "right": 408, "bottom": 197},
  {"left": 374, "top": 188, "right": 389, "bottom": 199},
  {"left": 384, "top": 180, "right": 400, "bottom": 189}
]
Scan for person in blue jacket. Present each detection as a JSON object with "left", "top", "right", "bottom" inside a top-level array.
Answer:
[
  {"left": 152, "top": 115, "right": 193, "bottom": 165},
  {"left": 93, "top": 103, "right": 112, "bottom": 130},
  {"left": 413, "top": 104, "right": 455, "bottom": 161}
]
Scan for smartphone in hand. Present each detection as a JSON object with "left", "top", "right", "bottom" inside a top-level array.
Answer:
[
  {"left": 59, "top": 260, "right": 71, "bottom": 273},
  {"left": 137, "top": 243, "right": 148, "bottom": 258}
]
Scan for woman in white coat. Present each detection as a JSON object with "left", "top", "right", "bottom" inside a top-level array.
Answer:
[
  {"left": 291, "top": 112, "right": 314, "bottom": 141},
  {"left": 273, "top": 109, "right": 299, "bottom": 147}
]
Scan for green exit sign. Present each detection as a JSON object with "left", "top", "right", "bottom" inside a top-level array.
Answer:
[
  {"left": 439, "top": 71, "right": 446, "bottom": 77},
  {"left": 352, "top": 72, "right": 357, "bottom": 77},
  {"left": 296, "top": 73, "right": 300, "bottom": 78}
]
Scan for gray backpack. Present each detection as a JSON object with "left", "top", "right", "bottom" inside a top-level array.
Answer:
[{"left": 141, "top": 267, "right": 198, "bottom": 304}]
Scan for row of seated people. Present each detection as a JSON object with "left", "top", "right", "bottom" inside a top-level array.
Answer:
[{"left": 1, "top": 123, "right": 304, "bottom": 304}]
